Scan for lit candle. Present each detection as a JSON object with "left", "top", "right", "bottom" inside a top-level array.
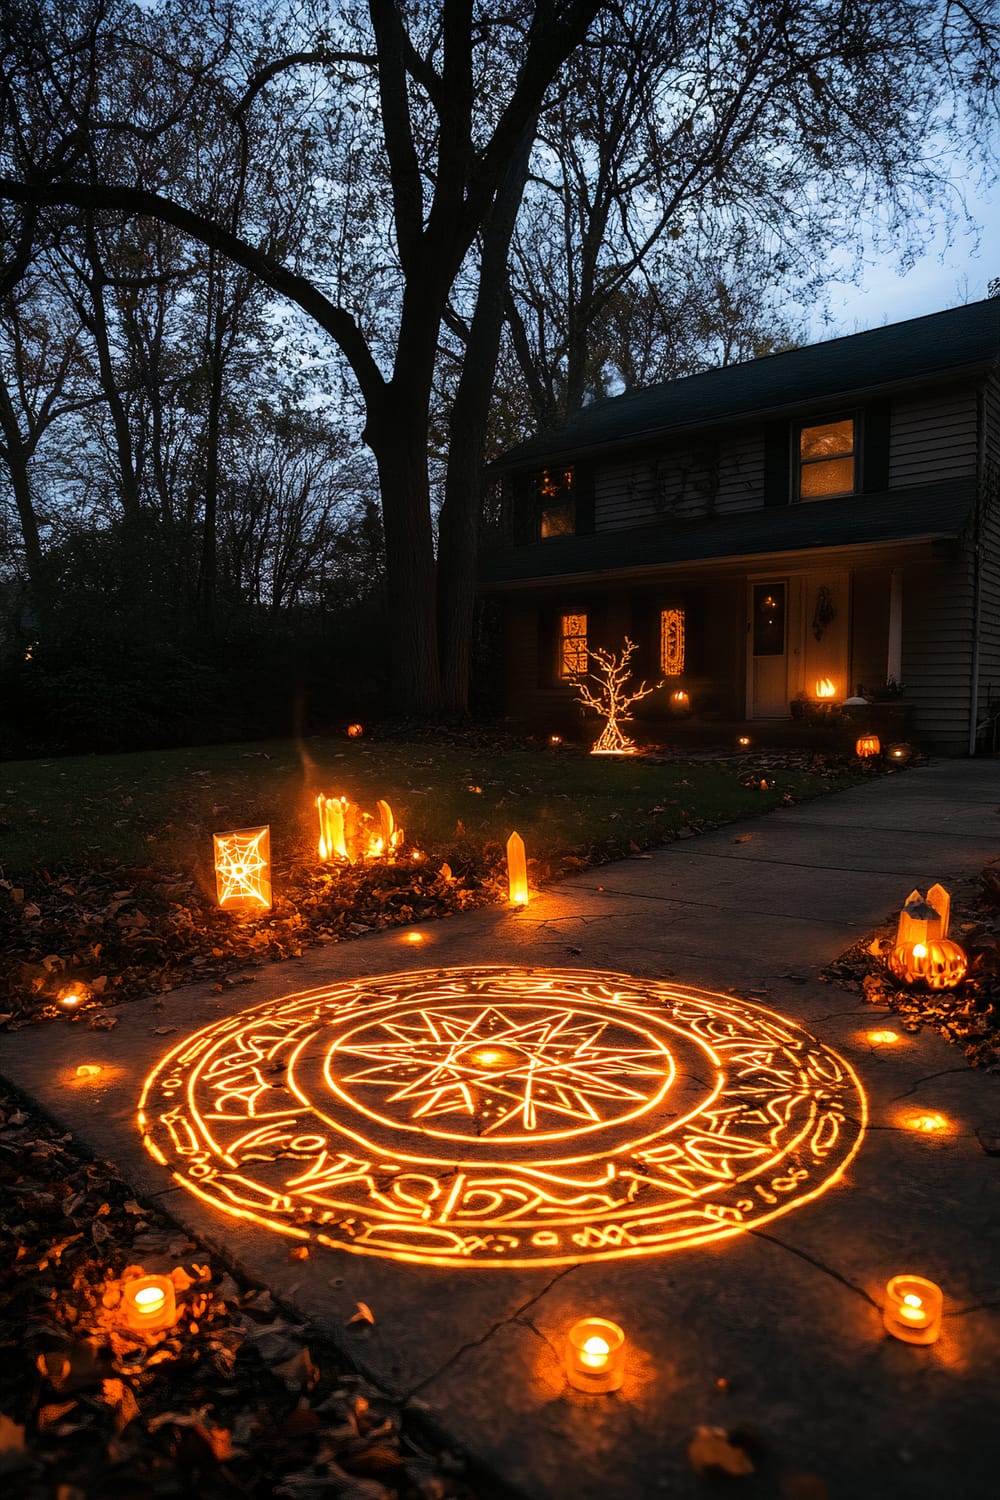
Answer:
[
  {"left": 737, "top": 735, "right": 751, "bottom": 748},
  {"left": 565, "top": 1317, "right": 626, "bottom": 1392},
  {"left": 883, "top": 1274, "right": 943, "bottom": 1345},
  {"left": 122, "top": 1275, "right": 176, "bottom": 1333}
]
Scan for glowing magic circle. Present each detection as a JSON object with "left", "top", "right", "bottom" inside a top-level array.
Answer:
[{"left": 139, "top": 966, "right": 866, "bottom": 1267}]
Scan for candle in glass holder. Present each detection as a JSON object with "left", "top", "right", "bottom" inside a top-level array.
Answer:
[
  {"left": 122, "top": 1275, "right": 176, "bottom": 1333},
  {"left": 883, "top": 1274, "right": 942, "bottom": 1345},
  {"left": 565, "top": 1317, "right": 625, "bottom": 1392}
]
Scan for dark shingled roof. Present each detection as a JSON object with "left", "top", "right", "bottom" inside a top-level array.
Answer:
[
  {"left": 480, "top": 479, "right": 975, "bottom": 586},
  {"left": 495, "top": 298, "right": 1000, "bottom": 470}
]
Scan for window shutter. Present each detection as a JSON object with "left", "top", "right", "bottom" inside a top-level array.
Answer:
[
  {"left": 863, "top": 401, "right": 891, "bottom": 493},
  {"left": 763, "top": 423, "right": 790, "bottom": 506},
  {"left": 574, "top": 464, "right": 595, "bottom": 534},
  {"left": 511, "top": 473, "right": 535, "bottom": 545}
]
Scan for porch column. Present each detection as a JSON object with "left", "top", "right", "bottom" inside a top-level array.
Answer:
[{"left": 887, "top": 568, "right": 903, "bottom": 687}]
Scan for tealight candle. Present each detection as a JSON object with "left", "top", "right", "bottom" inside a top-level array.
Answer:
[
  {"left": 565, "top": 1317, "right": 625, "bottom": 1392},
  {"left": 122, "top": 1275, "right": 176, "bottom": 1333},
  {"left": 883, "top": 1274, "right": 943, "bottom": 1345}
]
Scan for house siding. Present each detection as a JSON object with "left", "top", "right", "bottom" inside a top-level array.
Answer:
[
  {"left": 594, "top": 428, "right": 764, "bottom": 531},
  {"left": 974, "top": 370, "right": 1000, "bottom": 746},
  {"left": 889, "top": 384, "right": 978, "bottom": 488},
  {"left": 901, "top": 556, "right": 974, "bottom": 752}
]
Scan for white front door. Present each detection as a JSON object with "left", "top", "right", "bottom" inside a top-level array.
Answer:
[{"left": 748, "top": 581, "right": 790, "bottom": 718}]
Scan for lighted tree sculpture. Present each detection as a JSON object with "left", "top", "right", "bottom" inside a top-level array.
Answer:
[{"left": 574, "top": 637, "right": 660, "bottom": 755}]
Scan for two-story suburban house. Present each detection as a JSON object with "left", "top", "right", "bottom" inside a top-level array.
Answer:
[{"left": 481, "top": 298, "right": 1000, "bottom": 754}]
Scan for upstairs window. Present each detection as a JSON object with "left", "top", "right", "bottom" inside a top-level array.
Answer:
[
  {"left": 798, "top": 418, "right": 855, "bottom": 499},
  {"left": 659, "top": 607, "right": 686, "bottom": 676},
  {"left": 538, "top": 467, "right": 575, "bottom": 537},
  {"left": 558, "top": 611, "right": 588, "bottom": 679}
]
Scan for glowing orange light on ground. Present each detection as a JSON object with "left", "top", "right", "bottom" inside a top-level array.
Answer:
[
  {"left": 883, "top": 1275, "right": 943, "bottom": 1345},
  {"left": 815, "top": 678, "right": 837, "bottom": 699},
  {"left": 213, "top": 826, "right": 272, "bottom": 912},
  {"left": 137, "top": 967, "right": 867, "bottom": 1270},
  {"left": 346, "top": 723, "right": 364, "bottom": 738},
  {"left": 507, "top": 831, "right": 529, "bottom": 905},
  {"left": 566, "top": 1317, "right": 626, "bottom": 1391},
  {"left": 574, "top": 637, "right": 659, "bottom": 755},
  {"left": 855, "top": 735, "right": 881, "bottom": 758},
  {"left": 866, "top": 1030, "right": 901, "bottom": 1044},
  {"left": 122, "top": 1275, "right": 176, "bottom": 1333},
  {"left": 669, "top": 689, "right": 691, "bottom": 713},
  {"left": 905, "top": 1111, "right": 949, "bottom": 1133},
  {"left": 737, "top": 736, "right": 751, "bottom": 748}
]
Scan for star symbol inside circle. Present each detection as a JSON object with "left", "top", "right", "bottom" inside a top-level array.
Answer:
[{"left": 331, "top": 1004, "right": 669, "bottom": 1136}]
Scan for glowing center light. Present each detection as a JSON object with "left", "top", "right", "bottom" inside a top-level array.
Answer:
[
  {"left": 138, "top": 967, "right": 867, "bottom": 1270},
  {"left": 580, "top": 1335, "right": 610, "bottom": 1368},
  {"left": 900, "top": 1293, "right": 924, "bottom": 1321},
  {"left": 134, "top": 1286, "right": 166, "bottom": 1312},
  {"left": 867, "top": 1030, "right": 900, "bottom": 1044},
  {"left": 912, "top": 942, "right": 928, "bottom": 959}
]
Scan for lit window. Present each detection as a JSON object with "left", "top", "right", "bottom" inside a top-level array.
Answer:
[
  {"left": 558, "top": 612, "right": 588, "bottom": 679},
  {"left": 539, "top": 468, "right": 575, "bottom": 537},
  {"left": 798, "top": 418, "right": 855, "bottom": 499},
  {"left": 659, "top": 608, "right": 685, "bottom": 676}
]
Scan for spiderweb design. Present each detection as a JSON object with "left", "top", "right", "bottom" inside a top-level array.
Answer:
[{"left": 139, "top": 967, "right": 866, "bottom": 1267}]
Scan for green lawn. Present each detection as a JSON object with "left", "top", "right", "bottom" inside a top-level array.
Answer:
[{"left": 0, "top": 732, "right": 859, "bottom": 879}]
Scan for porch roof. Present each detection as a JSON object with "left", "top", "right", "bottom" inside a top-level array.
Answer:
[
  {"left": 494, "top": 298, "right": 1000, "bottom": 471},
  {"left": 479, "top": 478, "right": 976, "bottom": 587}
]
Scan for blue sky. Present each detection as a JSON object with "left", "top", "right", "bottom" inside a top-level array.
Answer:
[{"left": 805, "top": 183, "right": 1000, "bottom": 340}]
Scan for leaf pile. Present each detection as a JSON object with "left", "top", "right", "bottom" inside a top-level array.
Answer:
[
  {"left": 0, "top": 852, "right": 496, "bottom": 1029},
  {"left": 0, "top": 1083, "right": 476, "bottom": 1500},
  {"left": 820, "top": 859, "right": 1000, "bottom": 1070}
]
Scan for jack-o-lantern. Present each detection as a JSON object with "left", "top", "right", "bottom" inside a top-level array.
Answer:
[
  {"left": 669, "top": 689, "right": 690, "bottom": 714},
  {"left": 855, "top": 734, "right": 881, "bottom": 758},
  {"left": 887, "top": 938, "right": 967, "bottom": 990}
]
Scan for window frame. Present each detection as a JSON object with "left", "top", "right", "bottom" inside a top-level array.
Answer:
[
  {"left": 556, "top": 609, "right": 588, "bottom": 682},
  {"left": 795, "top": 412, "right": 859, "bottom": 502},
  {"left": 537, "top": 466, "right": 576, "bottom": 539}
]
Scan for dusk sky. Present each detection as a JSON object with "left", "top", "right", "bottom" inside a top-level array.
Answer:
[{"left": 806, "top": 180, "right": 1000, "bottom": 340}]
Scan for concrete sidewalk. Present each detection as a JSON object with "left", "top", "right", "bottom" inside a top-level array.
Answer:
[{"left": 3, "top": 759, "right": 1000, "bottom": 1499}]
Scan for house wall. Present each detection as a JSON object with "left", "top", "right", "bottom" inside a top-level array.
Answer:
[
  {"left": 973, "top": 370, "right": 1000, "bottom": 747},
  {"left": 594, "top": 427, "right": 764, "bottom": 531},
  {"left": 900, "top": 555, "right": 974, "bottom": 752},
  {"left": 889, "top": 384, "right": 978, "bottom": 487}
]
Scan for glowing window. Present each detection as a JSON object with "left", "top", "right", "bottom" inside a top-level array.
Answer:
[
  {"left": 659, "top": 608, "right": 686, "bottom": 676},
  {"left": 798, "top": 418, "right": 855, "bottom": 499},
  {"left": 538, "top": 468, "right": 575, "bottom": 537},
  {"left": 558, "top": 612, "right": 588, "bottom": 679}
]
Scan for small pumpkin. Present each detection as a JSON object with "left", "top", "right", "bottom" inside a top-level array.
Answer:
[
  {"left": 887, "top": 938, "right": 967, "bottom": 990},
  {"left": 855, "top": 734, "right": 881, "bottom": 758}
]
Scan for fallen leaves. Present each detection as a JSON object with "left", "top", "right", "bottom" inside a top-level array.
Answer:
[
  {"left": 687, "top": 1425, "right": 755, "bottom": 1477},
  {"left": 0, "top": 1085, "right": 474, "bottom": 1500}
]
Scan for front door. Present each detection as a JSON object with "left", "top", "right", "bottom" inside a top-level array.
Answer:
[{"left": 749, "top": 581, "right": 789, "bottom": 718}]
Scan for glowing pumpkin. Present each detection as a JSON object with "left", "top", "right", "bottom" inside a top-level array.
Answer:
[
  {"left": 855, "top": 735, "right": 881, "bottom": 758},
  {"left": 346, "top": 723, "right": 364, "bottom": 738},
  {"left": 887, "top": 938, "right": 967, "bottom": 990},
  {"left": 669, "top": 689, "right": 690, "bottom": 713}
]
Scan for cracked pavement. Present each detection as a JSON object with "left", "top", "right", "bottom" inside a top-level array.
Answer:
[{"left": 2, "top": 759, "right": 1000, "bottom": 1498}]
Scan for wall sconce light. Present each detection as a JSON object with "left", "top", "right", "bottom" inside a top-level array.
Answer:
[
  {"left": 122, "top": 1275, "right": 176, "bottom": 1334},
  {"left": 883, "top": 1275, "right": 942, "bottom": 1345},
  {"left": 506, "top": 831, "right": 528, "bottom": 906},
  {"left": 213, "top": 826, "right": 272, "bottom": 912},
  {"left": 565, "top": 1317, "right": 626, "bottom": 1392}
]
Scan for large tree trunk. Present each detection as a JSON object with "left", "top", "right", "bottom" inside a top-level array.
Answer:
[
  {"left": 0, "top": 376, "right": 45, "bottom": 604},
  {"left": 437, "top": 122, "right": 536, "bottom": 716},
  {"left": 369, "top": 387, "right": 442, "bottom": 717}
]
